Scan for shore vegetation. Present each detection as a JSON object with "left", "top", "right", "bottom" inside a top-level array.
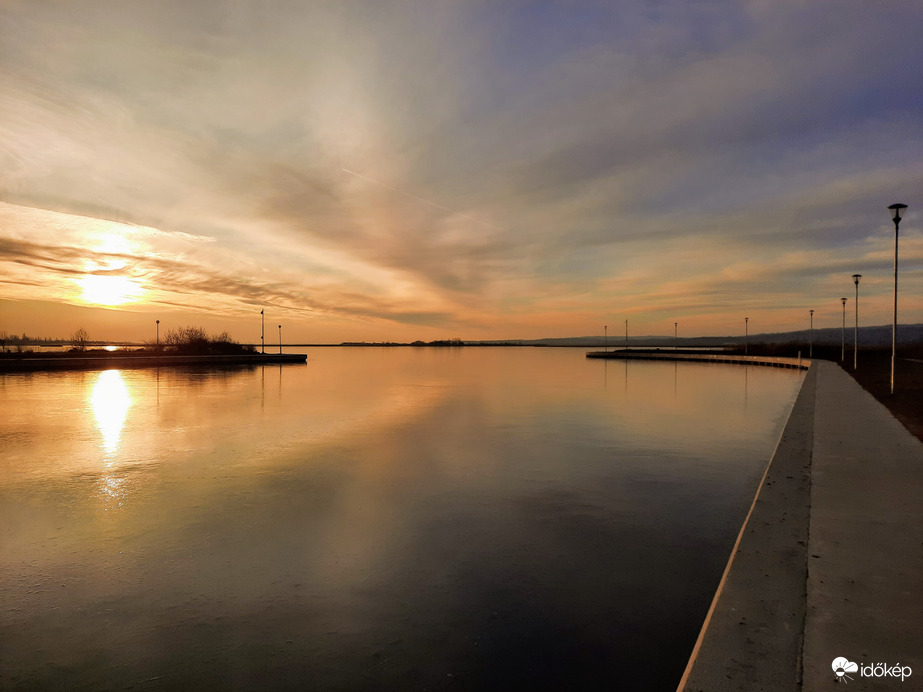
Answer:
[
  {"left": 70, "top": 327, "right": 90, "bottom": 351},
  {"left": 157, "top": 326, "right": 256, "bottom": 355}
]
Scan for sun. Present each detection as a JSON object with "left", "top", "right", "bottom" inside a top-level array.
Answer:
[
  {"left": 76, "top": 231, "right": 145, "bottom": 306},
  {"left": 79, "top": 274, "right": 143, "bottom": 306}
]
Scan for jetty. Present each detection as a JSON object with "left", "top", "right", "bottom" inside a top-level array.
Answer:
[
  {"left": 586, "top": 349, "right": 808, "bottom": 369},
  {"left": 0, "top": 352, "right": 306, "bottom": 372},
  {"left": 654, "top": 359, "right": 923, "bottom": 690},
  {"left": 589, "top": 351, "right": 922, "bottom": 688}
]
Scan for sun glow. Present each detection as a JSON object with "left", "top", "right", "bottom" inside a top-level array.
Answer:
[
  {"left": 79, "top": 274, "right": 143, "bottom": 305},
  {"left": 73, "top": 230, "right": 146, "bottom": 306}
]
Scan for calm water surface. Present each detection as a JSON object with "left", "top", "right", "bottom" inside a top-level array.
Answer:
[{"left": 0, "top": 348, "right": 803, "bottom": 691}]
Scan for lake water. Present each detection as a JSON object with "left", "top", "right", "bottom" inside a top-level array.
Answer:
[{"left": 0, "top": 347, "right": 803, "bottom": 691}]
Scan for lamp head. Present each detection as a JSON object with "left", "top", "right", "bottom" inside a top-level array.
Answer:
[
  {"left": 888, "top": 203, "right": 908, "bottom": 223},
  {"left": 841, "top": 297, "right": 847, "bottom": 305},
  {"left": 853, "top": 273, "right": 862, "bottom": 285}
]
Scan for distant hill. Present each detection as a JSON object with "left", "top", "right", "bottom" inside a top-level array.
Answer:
[
  {"left": 738, "top": 323, "right": 923, "bottom": 348},
  {"left": 469, "top": 324, "right": 923, "bottom": 349}
]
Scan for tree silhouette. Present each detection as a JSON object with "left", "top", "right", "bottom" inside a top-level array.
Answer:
[{"left": 71, "top": 327, "right": 90, "bottom": 351}]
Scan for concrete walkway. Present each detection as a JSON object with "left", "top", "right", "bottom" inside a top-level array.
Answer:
[
  {"left": 680, "top": 360, "right": 923, "bottom": 690},
  {"left": 803, "top": 361, "right": 923, "bottom": 689}
]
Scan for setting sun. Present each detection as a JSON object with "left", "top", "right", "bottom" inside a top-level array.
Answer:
[
  {"left": 69, "top": 229, "right": 147, "bottom": 306},
  {"left": 78, "top": 274, "right": 143, "bottom": 306}
]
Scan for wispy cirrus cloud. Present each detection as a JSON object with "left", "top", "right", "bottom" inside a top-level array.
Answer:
[
  {"left": 0, "top": 202, "right": 463, "bottom": 329},
  {"left": 1, "top": 0, "right": 921, "bottom": 340}
]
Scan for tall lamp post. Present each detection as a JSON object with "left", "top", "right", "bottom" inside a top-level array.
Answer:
[
  {"left": 674, "top": 322, "right": 678, "bottom": 351},
  {"left": 745, "top": 317, "right": 749, "bottom": 355},
  {"left": 260, "top": 309, "right": 265, "bottom": 354},
  {"left": 155, "top": 319, "right": 160, "bottom": 349},
  {"left": 852, "top": 274, "right": 862, "bottom": 370},
  {"left": 624, "top": 320, "right": 628, "bottom": 349},
  {"left": 840, "top": 298, "right": 847, "bottom": 362},
  {"left": 888, "top": 203, "right": 908, "bottom": 394},
  {"left": 278, "top": 324, "right": 282, "bottom": 355},
  {"left": 809, "top": 309, "right": 814, "bottom": 358},
  {"left": 604, "top": 325, "right": 607, "bottom": 352}
]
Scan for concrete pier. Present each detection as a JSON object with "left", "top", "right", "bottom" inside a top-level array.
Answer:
[
  {"left": 586, "top": 350, "right": 808, "bottom": 369},
  {"left": 0, "top": 352, "right": 307, "bottom": 372},
  {"left": 678, "top": 360, "right": 923, "bottom": 690}
]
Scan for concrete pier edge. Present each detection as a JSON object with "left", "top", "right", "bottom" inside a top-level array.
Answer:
[
  {"left": 0, "top": 352, "right": 307, "bottom": 371},
  {"left": 678, "top": 362, "right": 816, "bottom": 690},
  {"left": 674, "top": 358, "right": 923, "bottom": 691},
  {"left": 586, "top": 350, "right": 809, "bottom": 369}
]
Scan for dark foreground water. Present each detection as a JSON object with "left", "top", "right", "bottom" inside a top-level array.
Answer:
[{"left": 0, "top": 348, "right": 803, "bottom": 691}]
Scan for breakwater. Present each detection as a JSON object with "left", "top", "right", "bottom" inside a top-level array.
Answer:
[
  {"left": 586, "top": 350, "right": 809, "bottom": 369},
  {"left": 0, "top": 353, "right": 307, "bottom": 372},
  {"left": 677, "top": 359, "right": 923, "bottom": 690}
]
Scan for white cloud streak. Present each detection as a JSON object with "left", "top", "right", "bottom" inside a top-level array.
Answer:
[{"left": 1, "top": 0, "right": 921, "bottom": 339}]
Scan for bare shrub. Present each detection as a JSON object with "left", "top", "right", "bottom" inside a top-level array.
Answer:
[
  {"left": 163, "top": 326, "right": 254, "bottom": 355},
  {"left": 71, "top": 327, "right": 90, "bottom": 351}
]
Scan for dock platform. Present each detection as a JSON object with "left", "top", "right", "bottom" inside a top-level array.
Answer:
[
  {"left": 586, "top": 350, "right": 808, "bottom": 369},
  {"left": 0, "top": 353, "right": 307, "bottom": 372},
  {"left": 678, "top": 359, "right": 923, "bottom": 690}
]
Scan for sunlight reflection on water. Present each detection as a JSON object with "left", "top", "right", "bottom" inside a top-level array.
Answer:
[
  {"left": 90, "top": 369, "right": 131, "bottom": 455},
  {"left": 0, "top": 348, "right": 804, "bottom": 691},
  {"left": 89, "top": 369, "right": 132, "bottom": 511}
]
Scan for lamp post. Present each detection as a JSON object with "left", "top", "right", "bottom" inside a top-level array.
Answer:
[
  {"left": 260, "top": 309, "right": 265, "bottom": 354},
  {"left": 625, "top": 320, "right": 628, "bottom": 349},
  {"left": 888, "top": 203, "right": 908, "bottom": 394},
  {"left": 674, "top": 322, "right": 678, "bottom": 351},
  {"left": 853, "top": 274, "right": 862, "bottom": 370},
  {"left": 745, "top": 317, "right": 749, "bottom": 355},
  {"left": 155, "top": 319, "right": 160, "bottom": 349},
  {"left": 840, "top": 298, "right": 847, "bottom": 362},
  {"left": 809, "top": 309, "right": 814, "bottom": 358},
  {"left": 604, "top": 325, "right": 607, "bottom": 352},
  {"left": 278, "top": 324, "right": 282, "bottom": 355}
]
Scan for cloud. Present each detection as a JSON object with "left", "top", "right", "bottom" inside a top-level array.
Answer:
[
  {"left": 0, "top": 202, "right": 470, "bottom": 330},
  {"left": 1, "top": 1, "right": 921, "bottom": 339}
]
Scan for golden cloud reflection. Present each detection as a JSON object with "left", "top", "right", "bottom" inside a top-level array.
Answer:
[{"left": 91, "top": 370, "right": 132, "bottom": 455}]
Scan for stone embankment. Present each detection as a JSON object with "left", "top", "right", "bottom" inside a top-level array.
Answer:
[
  {"left": 0, "top": 353, "right": 307, "bottom": 371},
  {"left": 586, "top": 350, "right": 808, "bottom": 369},
  {"left": 676, "top": 360, "right": 923, "bottom": 690}
]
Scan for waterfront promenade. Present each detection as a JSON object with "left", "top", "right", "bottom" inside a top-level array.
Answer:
[{"left": 678, "top": 359, "right": 923, "bottom": 690}]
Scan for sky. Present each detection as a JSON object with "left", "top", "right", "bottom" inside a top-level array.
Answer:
[{"left": 1, "top": 0, "right": 922, "bottom": 344}]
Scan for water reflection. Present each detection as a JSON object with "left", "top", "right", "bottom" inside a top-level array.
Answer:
[
  {"left": 745, "top": 365, "right": 750, "bottom": 407},
  {"left": 0, "top": 350, "right": 804, "bottom": 691},
  {"left": 90, "top": 369, "right": 131, "bottom": 455}
]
